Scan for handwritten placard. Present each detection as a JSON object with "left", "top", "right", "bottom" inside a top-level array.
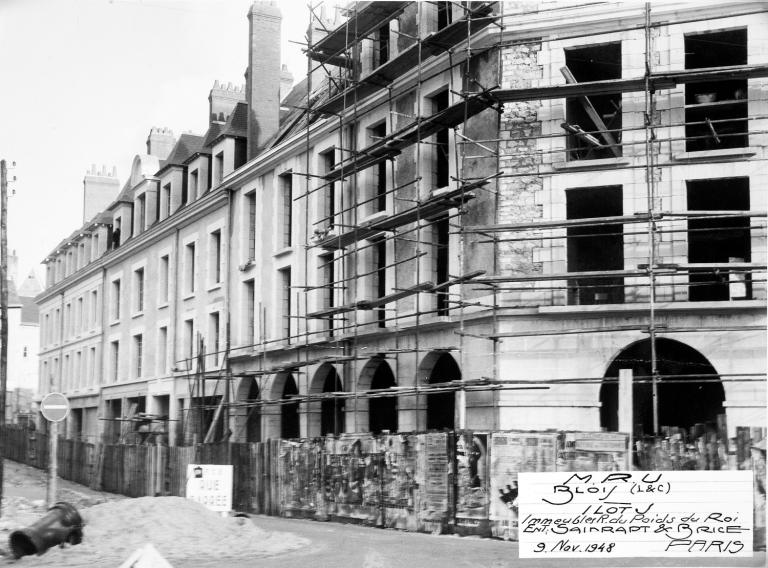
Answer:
[
  {"left": 519, "top": 471, "right": 753, "bottom": 558},
  {"left": 186, "top": 464, "right": 233, "bottom": 512}
]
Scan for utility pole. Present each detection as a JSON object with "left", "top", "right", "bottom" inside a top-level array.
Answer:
[{"left": 0, "top": 159, "right": 9, "bottom": 515}]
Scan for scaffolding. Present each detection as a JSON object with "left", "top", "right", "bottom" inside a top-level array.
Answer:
[{"left": 177, "top": 1, "right": 767, "bottom": 445}]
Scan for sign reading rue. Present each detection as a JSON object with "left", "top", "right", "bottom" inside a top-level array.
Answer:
[{"left": 185, "top": 464, "right": 233, "bottom": 512}]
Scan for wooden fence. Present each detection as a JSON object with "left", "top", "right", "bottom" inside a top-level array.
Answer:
[{"left": 0, "top": 426, "right": 282, "bottom": 515}]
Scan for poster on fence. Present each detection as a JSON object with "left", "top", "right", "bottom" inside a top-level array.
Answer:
[
  {"left": 185, "top": 464, "right": 232, "bottom": 512},
  {"left": 380, "top": 433, "right": 420, "bottom": 530},
  {"left": 557, "top": 432, "right": 629, "bottom": 471},
  {"left": 518, "top": 470, "right": 754, "bottom": 558},
  {"left": 278, "top": 439, "right": 321, "bottom": 517},
  {"left": 455, "top": 432, "right": 489, "bottom": 532},
  {"left": 419, "top": 432, "right": 451, "bottom": 528},
  {"left": 322, "top": 435, "right": 380, "bottom": 524},
  {"left": 489, "top": 432, "right": 558, "bottom": 540}
]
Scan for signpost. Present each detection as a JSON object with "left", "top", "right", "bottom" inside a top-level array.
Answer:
[{"left": 40, "top": 393, "right": 69, "bottom": 507}]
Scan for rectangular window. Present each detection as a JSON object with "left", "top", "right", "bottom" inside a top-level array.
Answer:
[
  {"left": 112, "top": 279, "right": 121, "bottom": 320},
  {"left": 90, "top": 290, "right": 98, "bottom": 326},
  {"left": 75, "top": 351, "right": 82, "bottom": 388},
  {"left": 159, "top": 254, "right": 170, "bottom": 304},
  {"left": 137, "top": 194, "right": 146, "bottom": 232},
  {"left": 158, "top": 326, "right": 168, "bottom": 374},
  {"left": 374, "top": 23, "right": 390, "bottom": 68},
  {"left": 687, "top": 178, "right": 751, "bottom": 301},
  {"left": 280, "top": 173, "right": 293, "bottom": 248},
  {"left": 430, "top": 90, "right": 450, "bottom": 188},
  {"left": 76, "top": 297, "right": 84, "bottom": 332},
  {"left": 184, "top": 319, "right": 195, "bottom": 369},
  {"left": 437, "top": 1, "right": 452, "bottom": 30},
  {"left": 163, "top": 183, "right": 171, "bottom": 218},
  {"left": 566, "top": 186, "right": 624, "bottom": 305},
  {"left": 373, "top": 240, "right": 386, "bottom": 328},
  {"left": 685, "top": 29, "right": 748, "bottom": 152},
  {"left": 134, "top": 334, "right": 143, "bottom": 378},
  {"left": 246, "top": 192, "right": 256, "bottom": 260},
  {"left": 44, "top": 313, "right": 50, "bottom": 345},
  {"left": 92, "top": 234, "right": 99, "bottom": 260},
  {"left": 434, "top": 215, "right": 450, "bottom": 315},
  {"left": 279, "top": 267, "right": 291, "bottom": 341},
  {"left": 209, "top": 312, "right": 220, "bottom": 366},
  {"left": 65, "top": 302, "right": 71, "bottom": 335},
  {"left": 111, "top": 340, "right": 120, "bottom": 382},
  {"left": 210, "top": 230, "right": 222, "bottom": 284},
  {"left": 134, "top": 267, "right": 145, "bottom": 312},
  {"left": 215, "top": 152, "right": 224, "bottom": 185},
  {"left": 320, "top": 150, "right": 336, "bottom": 229},
  {"left": 320, "top": 253, "right": 335, "bottom": 335},
  {"left": 190, "top": 170, "right": 198, "bottom": 201},
  {"left": 185, "top": 242, "right": 196, "bottom": 294},
  {"left": 369, "top": 123, "right": 387, "bottom": 212},
  {"left": 564, "top": 43, "right": 622, "bottom": 160},
  {"left": 244, "top": 279, "right": 255, "bottom": 345},
  {"left": 89, "top": 346, "right": 97, "bottom": 385}
]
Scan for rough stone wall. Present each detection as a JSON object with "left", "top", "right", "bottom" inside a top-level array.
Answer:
[{"left": 497, "top": 42, "right": 547, "bottom": 306}]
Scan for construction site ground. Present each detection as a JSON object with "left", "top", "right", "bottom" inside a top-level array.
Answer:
[{"left": 0, "top": 459, "right": 763, "bottom": 567}]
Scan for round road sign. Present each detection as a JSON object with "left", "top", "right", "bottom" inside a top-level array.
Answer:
[{"left": 40, "top": 392, "right": 70, "bottom": 422}]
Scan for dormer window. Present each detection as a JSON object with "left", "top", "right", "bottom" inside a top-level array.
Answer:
[
  {"left": 190, "top": 170, "right": 198, "bottom": 201},
  {"left": 215, "top": 152, "right": 224, "bottom": 186}
]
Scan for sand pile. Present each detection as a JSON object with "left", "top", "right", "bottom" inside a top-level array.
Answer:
[{"left": 8, "top": 496, "right": 308, "bottom": 567}]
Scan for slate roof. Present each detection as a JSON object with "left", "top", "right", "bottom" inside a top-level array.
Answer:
[{"left": 157, "top": 134, "right": 206, "bottom": 174}]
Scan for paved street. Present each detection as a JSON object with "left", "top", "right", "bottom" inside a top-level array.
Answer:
[{"left": 245, "top": 515, "right": 767, "bottom": 568}]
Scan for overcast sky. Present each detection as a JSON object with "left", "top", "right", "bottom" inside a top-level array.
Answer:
[{"left": 0, "top": 0, "right": 312, "bottom": 282}]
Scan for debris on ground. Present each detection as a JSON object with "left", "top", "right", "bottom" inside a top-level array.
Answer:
[{"left": 1, "top": 496, "right": 308, "bottom": 567}]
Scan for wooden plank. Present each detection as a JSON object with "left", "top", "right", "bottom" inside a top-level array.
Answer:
[{"left": 560, "top": 66, "right": 620, "bottom": 156}]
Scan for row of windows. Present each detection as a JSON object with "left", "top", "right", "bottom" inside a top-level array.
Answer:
[{"left": 41, "top": 289, "right": 100, "bottom": 347}]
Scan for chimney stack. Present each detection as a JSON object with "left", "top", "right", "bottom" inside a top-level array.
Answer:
[
  {"left": 83, "top": 165, "right": 120, "bottom": 223},
  {"left": 210, "top": 80, "right": 246, "bottom": 124},
  {"left": 146, "top": 126, "right": 176, "bottom": 160},
  {"left": 247, "top": 1, "right": 282, "bottom": 159}
]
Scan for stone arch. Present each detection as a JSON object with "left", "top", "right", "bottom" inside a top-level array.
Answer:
[
  {"left": 419, "top": 351, "right": 461, "bottom": 431},
  {"left": 129, "top": 154, "right": 161, "bottom": 187},
  {"left": 272, "top": 371, "right": 300, "bottom": 439},
  {"left": 235, "top": 376, "right": 261, "bottom": 443},
  {"left": 310, "top": 363, "right": 345, "bottom": 436},
  {"left": 359, "top": 357, "right": 398, "bottom": 433},
  {"left": 600, "top": 338, "right": 724, "bottom": 435}
]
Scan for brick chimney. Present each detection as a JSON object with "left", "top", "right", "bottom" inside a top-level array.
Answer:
[
  {"left": 82, "top": 164, "right": 120, "bottom": 223},
  {"left": 246, "top": 1, "right": 281, "bottom": 159},
  {"left": 210, "top": 80, "right": 246, "bottom": 124},
  {"left": 146, "top": 127, "right": 176, "bottom": 160}
]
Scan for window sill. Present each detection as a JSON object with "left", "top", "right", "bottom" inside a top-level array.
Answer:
[
  {"left": 110, "top": 319, "right": 120, "bottom": 327},
  {"left": 182, "top": 292, "right": 196, "bottom": 301},
  {"left": 274, "top": 247, "right": 293, "bottom": 258},
  {"left": 672, "top": 147, "right": 757, "bottom": 162},
  {"left": 132, "top": 311, "right": 144, "bottom": 319},
  {"left": 552, "top": 157, "right": 630, "bottom": 171},
  {"left": 207, "top": 282, "right": 223, "bottom": 293},
  {"left": 239, "top": 259, "right": 256, "bottom": 272},
  {"left": 157, "top": 302, "right": 169, "bottom": 310}
]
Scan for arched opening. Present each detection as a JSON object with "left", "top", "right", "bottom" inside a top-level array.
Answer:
[
  {"left": 368, "top": 361, "right": 398, "bottom": 433},
  {"left": 280, "top": 373, "right": 300, "bottom": 439},
  {"left": 244, "top": 378, "right": 261, "bottom": 443},
  {"left": 601, "top": 338, "right": 724, "bottom": 435},
  {"left": 422, "top": 351, "right": 460, "bottom": 431},
  {"left": 321, "top": 368, "right": 345, "bottom": 436}
]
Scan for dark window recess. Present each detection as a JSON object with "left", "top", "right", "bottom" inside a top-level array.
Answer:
[
  {"left": 374, "top": 240, "right": 386, "bottom": 328},
  {"left": 320, "top": 369, "right": 345, "bottom": 436},
  {"left": 374, "top": 24, "right": 389, "bottom": 68},
  {"left": 321, "top": 254, "right": 335, "bottom": 336},
  {"left": 369, "top": 124, "right": 387, "bottom": 212},
  {"left": 426, "top": 353, "right": 459, "bottom": 431},
  {"left": 431, "top": 90, "right": 450, "bottom": 188},
  {"left": 281, "top": 374, "right": 300, "bottom": 439},
  {"left": 566, "top": 185, "right": 624, "bottom": 305},
  {"left": 434, "top": 215, "right": 450, "bottom": 315},
  {"left": 234, "top": 139, "right": 247, "bottom": 169},
  {"left": 321, "top": 150, "right": 336, "bottom": 228},
  {"left": 181, "top": 175, "right": 189, "bottom": 206},
  {"left": 564, "top": 43, "right": 622, "bottom": 160},
  {"left": 245, "top": 379, "right": 261, "bottom": 443},
  {"left": 437, "top": 1, "right": 452, "bottom": 30},
  {"left": 369, "top": 362, "right": 398, "bottom": 434},
  {"left": 685, "top": 29, "right": 748, "bottom": 152},
  {"left": 687, "top": 178, "right": 751, "bottom": 301}
]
